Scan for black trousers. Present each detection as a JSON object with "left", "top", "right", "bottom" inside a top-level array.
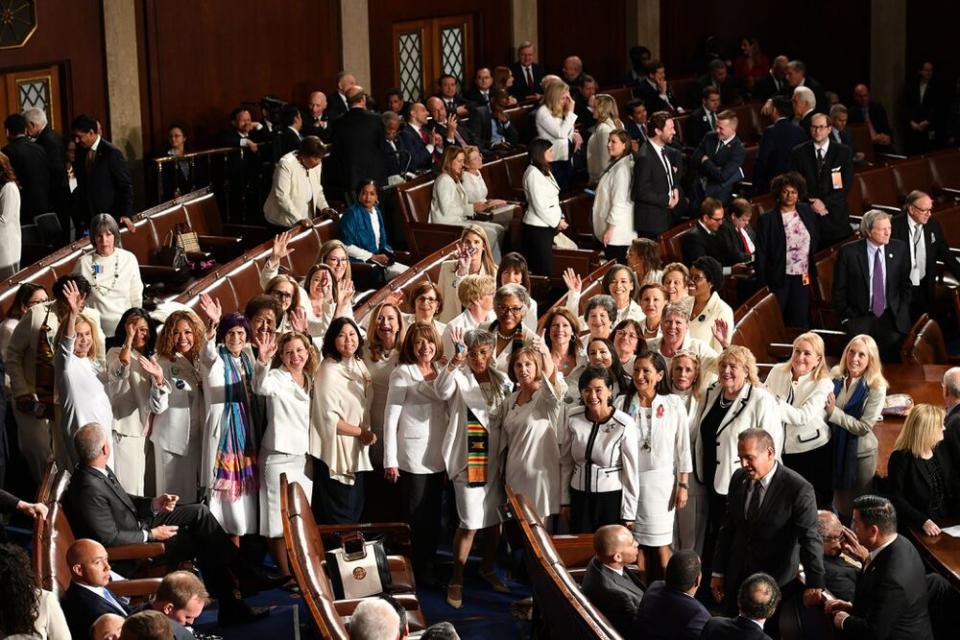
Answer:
[
  {"left": 845, "top": 310, "right": 904, "bottom": 363},
  {"left": 771, "top": 274, "right": 811, "bottom": 328},
  {"left": 569, "top": 488, "right": 622, "bottom": 534},
  {"left": 604, "top": 244, "right": 629, "bottom": 264},
  {"left": 550, "top": 160, "right": 574, "bottom": 191},
  {"left": 313, "top": 459, "right": 365, "bottom": 525},
  {"left": 149, "top": 503, "right": 238, "bottom": 597},
  {"left": 523, "top": 224, "right": 556, "bottom": 277},
  {"left": 398, "top": 471, "right": 445, "bottom": 574},
  {"left": 783, "top": 444, "right": 834, "bottom": 509}
]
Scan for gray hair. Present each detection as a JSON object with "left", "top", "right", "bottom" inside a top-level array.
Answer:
[
  {"left": 903, "top": 190, "right": 930, "bottom": 212},
  {"left": 494, "top": 283, "right": 530, "bottom": 312},
  {"left": 89, "top": 214, "right": 122, "bottom": 250},
  {"left": 23, "top": 107, "right": 48, "bottom": 128},
  {"left": 943, "top": 367, "right": 960, "bottom": 398},
  {"left": 350, "top": 599, "right": 400, "bottom": 640},
  {"left": 829, "top": 104, "right": 848, "bottom": 117},
  {"left": 793, "top": 86, "right": 816, "bottom": 110},
  {"left": 75, "top": 423, "right": 108, "bottom": 464},
  {"left": 584, "top": 294, "right": 618, "bottom": 324},
  {"left": 421, "top": 622, "right": 460, "bottom": 640},
  {"left": 381, "top": 111, "right": 400, "bottom": 126},
  {"left": 859, "top": 209, "right": 891, "bottom": 235},
  {"left": 464, "top": 328, "right": 495, "bottom": 349},
  {"left": 661, "top": 303, "right": 689, "bottom": 323}
]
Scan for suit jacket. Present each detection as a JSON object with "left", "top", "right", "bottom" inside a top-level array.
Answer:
[
  {"left": 682, "top": 222, "right": 724, "bottom": 264},
  {"left": 789, "top": 140, "right": 854, "bottom": 245},
  {"left": 302, "top": 116, "right": 331, "bottom": 142},
  {"left": 890, "top": 213, "right": 960, "bottom": 304},
  {"left": 631, "top": 580, "right": 710, "bottom": 640},
  {"left": 397, "top": 124, "right": 434, "bottom": 172},
  {"left": 64, "top": 464, "right": 155, "bottom": 547},
  {"left": 776, "top": 78, "right": 828, "bottom": 114},
  {"left": 60, "top": 581, "right": 130, "bottom": 640},
  {"left": 74, "top": 138, "right": 134, "bottom": 221},
  {"left": 849, "top": 101, "right": 893, "bottom": 136},
  {"left": 580, "top": 557, "right": 644, "bottom": 636},
  {"left": 700, "top": 616, "right": 772, "bottom": 640},
  {"left": 796, "top": 110, "right": 816, "bottom": 138},
  {"left": 694, "top": 133, "right": 745, "bottom": 205},
  {"left": 713, "top": 465, "right": 825, "bottom": 600},
  {"left": 753, "top": 72, "right": 787, "bottom": 103},
  {"left": 754, "top": 204, "right": 820, "bottom": 289},
  {"left": 823, "top": 553, "right": 860, "bottom": 602},
  {"left": 325, "top": 92, "right": 350, "bottom": 121},
  {"left": 886, "top": 449, "right": 955, "bottom": 531},
  {"left": 1, "top": 136, "right": 50, "bottom": 222},
  {"left": 509, "top": 62, "right": 546, "bottom": 99},
  {"left": 632, "top": 140, "right": 683, "bottom": 236},
  {"left": 463, "top": 87, "right": 491, "bottom": 106},
  {"left": 33, "top": 125, "right": 68, "bottom": 207},
  {"left": 718, "top": 219, "right": 756, "bottom": 264},
  {"left": 832, "top": 238, "right": 912, "bottom": 334},
  {"left": 754, "top": 118, "right": 806, "bottom": 193},
  {"left": 278, "top": 127, "right": 302, "bottom": 157},
  {"left": 843, "top": 535, "right": 933, "bottom": 640},
  {"left": 467, "top": 105, "right": 519, "bottom": 151},
  {"left": 831, "top": 127, "right": 854, "bottom": 148},
  {"left": 946, "top": 403, "right": 960, "bottom": 474},
  {"left": 328, "top": 107, "right": 387, "bottom": 192},
  {"left": 698, "top": 75, "right": 740, "bottom": 107},
  {"left": 637, "top": 79, "right": 678, "bottom": 114},
  {"left": 625, "top": 121, "right": 647, "bottom": 143},
  {"left": 689, "top": 107, "right": 718, "bottom": 147}
]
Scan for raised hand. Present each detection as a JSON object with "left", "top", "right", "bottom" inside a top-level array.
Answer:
[
  {"left": 562, "top": 268, "right": 582, "bottom": 293},
  {"left": 198, "top": 293, "right": 222, "bottom": 327},
  {"left": 448, "top": 327, "right": 467, "bottom": 366},
  {"left": 138, "top": 355, "right": 165, "bottom": 386},
  {"left": 456, "top": 242, "right": 472, "bottom": 274},
  {"left": 825, "top": 392, "right": 836, "bottom": 414},
  {"left": 254, "top": 331, "right": 278, "bottom": 364},
  {"left": 270, "top": 231, "right": 295, "bottom": 266},
  {"left": 63, "top": 280, "right": 83, "bottom": 316},
  {"left": 338, "top": 279, "right": 356, "bottom": 306},
  {"left": 712, "top": 318, "right": 730, "bottom": 348},
  {"left": 385, "top": 290, "right": 404, "bottom": 307},
  {"left": 289, "top": 306, "right": 308, "bottom": 333}
]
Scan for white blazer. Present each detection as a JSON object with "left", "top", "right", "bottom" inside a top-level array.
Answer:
[
  {"left": 687, "top": 292, "right": 734, "bottom": 352},
  {"left": 522, "top": 165, "right": 561, "bottom": 228},
  {"left": 383, "top": 363, "right": 449, "bottom": 473},
  {"left": 106, "top": 347, "right": 153, "bottom": 438},
  {"left": 429, "top": 173, "right": 473, "bottom": 225},
  {"left": 0, "top": 182, "right": 21, "bottom": 277},
  {"left": 436, "top": 260, "right": 494, "bottom": 323},
  {"left": 253, "top": 363, "right": 312, "bottom": 456},
  {"left": 592, "top": 154, "right": 636, "bottom": 246},
  {"left": 149, "top": 354, "right": 204, "bottom": 456},
  {"left": 462, "top": 170, "right": 488, "bottom": 203},
  {"left": 690, "top": 382, "right": 784, "bottom": 494},
  {"left": 764, "top": 365, "right": 833, "bottom": 454},
  {"left": 535, "top": 105, "right": 577, "bottom": 161},
  {"left": 587, "top": 119, "right": 618, "bottom": 183},
  {"left": 263, "top": 151, "right": 329, "bottom": 227}
]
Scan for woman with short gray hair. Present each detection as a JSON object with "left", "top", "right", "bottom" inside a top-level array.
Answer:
[
  {"left": 484, "top": 284, "right": 536, "bottom": 372},
  {"left": 71, "top": 213, "right": 143, "bottom": 339}
]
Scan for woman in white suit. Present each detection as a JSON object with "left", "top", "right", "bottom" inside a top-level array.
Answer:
[
  {"left": 435, "top": 327, "right": 513, "bottom": 609},
  {"left": 441, "top": 274, "right": 496, "bottom": 360},
  {"left": 764, "top": 332, "right": 834, "bottom": 508},
  {"left": 586, "top": 95, "right": 623, "bottom": 184},
  {"left": 670, "top": 350, "right": 709, "bottom": 554},
  {"left": 534, "top": 80, "right": 580, "bottom": 189},
  {"left": 436, "top": 225, "right": 498, "bottom": 323},
  {"left": 591, "top": 129, "right": 635, "bottom": 263},
  {"left": 686, "top": 256, "right": 734, "bottom": 353},
  {"left": 691, "top": 345, "right": 782, "bottom": 558},
  {"left": 522, "top": 139, "right": 567, "bottom": 277},
  {"left": 564, "top": 264, "right": 644, "bottom": 327},
  {"left": 383, "top": 323, "right": 448, "bottom": 585},
  {"left": 262, "top": 136, "right": 330, "bottom": 227},
  {"left": 647, "top": 304, "right": 721, "bottom": 379},
  {"left": 482, "top": 284, "right": 537, "bottom": 373}
]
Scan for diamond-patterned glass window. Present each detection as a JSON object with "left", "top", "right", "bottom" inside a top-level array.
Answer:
[
  {"left": 398, "top": 32, "right": 423, "bottom": 103},
  {"left": 18, "top": 78, "right": 50, "bottom": 115},
  {"left": 440, "top": 27, "right": 464, "bottom": 82}
]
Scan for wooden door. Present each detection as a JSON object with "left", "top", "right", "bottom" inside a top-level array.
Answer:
[
  {"left": 392, "top": 15, "right": 474, "bottom": 103},
  {"left": 0, "top": 63, "right": 63, "bottom": 146}
]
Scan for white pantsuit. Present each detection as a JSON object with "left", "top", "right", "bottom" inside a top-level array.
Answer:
[
  {"left": 149, "top": 354, "right": 203, "bottom": 501},
  {"left": 105, "top": 347, "right": 152, "bottom": 495},
  {"left": 591, "top": 153, "right": 636, "bottom": 246},
  {"left": 383, "top": 363, "right": 448, "bottom": 473},
  {"left": 429, "top": 173, "right": 504, "bottom": 261}
]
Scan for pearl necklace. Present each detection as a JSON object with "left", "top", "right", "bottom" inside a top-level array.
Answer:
[{"left": 91, "top": 252, "right": 120, "bottom": 294}]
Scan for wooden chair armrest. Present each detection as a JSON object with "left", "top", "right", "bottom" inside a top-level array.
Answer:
[
  {"left": 106, "top": 542, "right": 166, "bottom": 561},
  {"left": 939, "top": 187, "right": 960, "bottom": 199},
  {"left": 315, "top": 522, "right": 411, "bottom": 538},
  {"left": 108, "top": 577, "right": 162, "bottom": 597},
  {"left": 865, "top": 203, "right": 901, "bottom": 215},
  {"left": 196, "top": 234, "right": 243, "bottom": 247},
  {"left": 139, "top": 265, "right": 185, "bottom": 281}
]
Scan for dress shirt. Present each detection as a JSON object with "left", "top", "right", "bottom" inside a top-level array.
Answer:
[
  {"left": 866, "top": 533, "right": 898, "bottom": 565},
  {"left": 409, "top": 123, "right": 435, "bottom": 155},
  {"left": 744, "top": 461, "right": 778, "bottom": 509},
  {"left": 650, "top": 140, "right": 673, "bottom": 194},
  {"left": 866, "top": 240, "right": 887, "bottom": 307},
  {"left": 814, "top": 138, "right": 830, "bottom": 161},
  {"left": 908, "top": 218, "right": 927, "bottom": 285},
  {"left": 76, "top": 582, "right": 127, "bottom": 614},
  {"left": 739, "top": 226, "right": 755, "bottom": 255},
  {"left": 603, "top": 563, "right": 625, "bottom": 577}
]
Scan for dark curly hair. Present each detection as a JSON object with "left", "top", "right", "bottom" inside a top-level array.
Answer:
[
  {"left": 114, "top": 307, "right": 159, "bottom": 357},
  {"left": 0, "top": 543, "right": 40, "bottom": 635}
]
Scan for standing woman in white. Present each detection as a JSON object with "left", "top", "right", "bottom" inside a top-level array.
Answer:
[
  {"left": 435, "top": 327, "right": 513, "bottom": 608},
  {"left": 196, "top": 294, "right": 260, "bottom": 541},
  {"left": 534, "top": 80, "right": 581, "bottom": 189},
  {"left": 0, "top": 153, "right": 21, "bottom": 278},
  {"left": 362, "top": 301, "right": 404, "bottom": 468},
  {"left": 436, "top": 226, "right": 498, "bottom": 323},
  {"left": 141, "top": 310, "right": 206, "bottom": 502},
  {"left": 441, "top": 274, "right": 496, "bottom": 360},
  {"left": 591, "top": 129, "right": 636, "bottom": 263},
  {"left": 586, "top": 95, "right": 623, "bottom": 184},
  {"left": 252, "top": 329, "right": 316, "bottom": 581},
  {"left": 72, "top": 214, "right": 143, "bottom": 339},
  {"left": 522, "top": 139, "right": 567, "bottom": 277},
  {"left": 383, "top": 323, "right": 449, "bottom": 585}
]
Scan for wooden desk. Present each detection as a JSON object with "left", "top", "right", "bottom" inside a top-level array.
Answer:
[
  {"left": 874, "top": 364, "right": 948, "bottom": 477},
  {"left": 909, "top": 521, "right": 960, "bottom": 591}
]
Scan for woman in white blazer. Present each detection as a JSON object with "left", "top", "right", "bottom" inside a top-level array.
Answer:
[
  {"left": 429, "top": 146, "right": 504, "bottom": 261},
  {"left": 586, "top": 95, "right": 623, "bottom": 184},
  {"left": 496, "top": 253, "right": 538, "bottom": 331},
  {"left": 764, "top": 332, "right": 834, "bottom": 508},
  {"left": 435, "top": 327, "right": 513, "bottom": 609},
  {"left": 436, "top": 225, "right": 498, "bottom": 323},
  {"left": 441, "top": 274, "right": 496, "bottom": 360},
  {"left": 591, "top": 129, "right": 635, "bottom": 263},
  {"left": 252, "top": 329, "right": 317, "bottom": 581},
  {"left": 646, "top": 304, "right": 720, "bottom": 381},
  {"left": 690, "top": 346, "right": 782, "bottom": 553},
  {"left": 670, "top": 350, "right": 709, "bottom": 555},
  {"left": 362, "top": 301, "right": 404, "bottom": 468},
  {"left": 482, "top": 284, "right": 537, "bottom": 374},
  {"left": 402, "top": 281, "right": 447, "bottom": 342},
  {"left": 686, "top": 257, "right": 734, "bottom": 353},
  {"left": 384, "top": 323, "right": 448, "bottom": 585},
  {"left": 262, "top": 138, "right": 330, "bottom": 227},
  {"left": 534, "top": 80, "right": 580, "bottom": 189},
  {"left": 143, "top": 310, "right": 206, "bottom": 501},
  {"left": 0, "top": 154, "right": 21, "bottom": 279},
  {"left": 522, "top": 139, "right": 567, "bottom": 277}
]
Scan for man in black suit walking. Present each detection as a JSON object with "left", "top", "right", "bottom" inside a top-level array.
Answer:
[
  {"left": 692, "top": 109, "right": 746, "bottom": 208},
  {"left": 711, "top": 429, "right": 825, "bottom": 634},
  {"left": 754, "top": 97, "right": 806, "bottom": 193},
  {"left": 24, "top": 107, "right": 70, "bottom": 240},
  {"left": 632, "top": 550, "right": 710, "bottom": 640},
  {"left": 790, "top": 112, "right": 855, "bottom": 247},
  {"left": 825, "top": 495, "right": 934, "bottom": 639},
  {"left": 327, "top": 86, "right": 387, "bottom": 197},
  {"left": 509, "top": 41, "right": 545, "bottom": 101},
  {"left": 891, "top": 190, "right": 960, "bottom": 320},
  {"left": 701, "top": 573, "right": 780, "bottom": 640},
  {"left": 632, "top": 111, "right": 684, "bottom": 239},
  {"left": 70, "top": 114, "right": 134, "bottom": 234},
  {"left": 2, "top": 113, "right": 50, "bottom": 224},
  {"left": 832, "top": 209, "right": 912, "bottom": 361},
  {"left": 59, "top": 538, "right": 131, "bottom": 639},
  {"left": 580, "top": 524, "right": 644, "bottom": 636}
]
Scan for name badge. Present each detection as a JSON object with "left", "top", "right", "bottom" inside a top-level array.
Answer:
[{"left": 831, "top": 167, "right": 843, "bottom": 190}]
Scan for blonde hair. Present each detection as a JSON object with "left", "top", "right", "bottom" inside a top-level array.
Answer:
[
  {"left": 364, "top": 302, "right": 403, "bottom": 362},
  {"left": 156, "top": 310, "right": 205, "bottom": 362},
  {"left": 460, "top": 225, "right": 497, "bottom": 275},
  {"left": 893, "top": 403, "right": 945, "bottom": 457},
  {"left": 831, "top": 334, "right": 888, "bottom": 389},
  {"left": 670, "top": 349, "right": 702, "bottom": 394},
  {"left": 318, "top": 239, "right": 353, "bottom": 286},
  {"left": 274, "top": 331, "right": 319, "bottom": 377},
  {"left": 544, "top": 81, "right": 570, "bottom": 118},
  {"left": 594, "top": 94, "right": 623, "bottom": 128},
  {"left": 791, "top": 332, "right": 829, "bottom": 380},
  {"left": 718, "top": 345, "right": 760, "bottom": 387},
  {"left": 457, "top": 274, "right": 496, "bottom": 307},
  {"left": 56, "top": 312, "right": 102, "bottom": 361},
  {"left": 661, "top": 262, "right": 690, "bottom": 281},
  {"left": 463, "top": 145, "right": 482, "bottom": 166}
]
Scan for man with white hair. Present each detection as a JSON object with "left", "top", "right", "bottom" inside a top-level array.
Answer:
[
  {"left": 326, "top": 72, "right": 356, "bottom": 122},
  {"left": 350, "top": 598, "right": 402, "bottom": 640},
  {"left": 23, "top": 107, "right": 69, "bottom": 237},
  {"left": 791, "top": 85, "right": 817, "bottom": 135},
  {"left": 302, "top": 91, "right": 329, "bottom": 141}
]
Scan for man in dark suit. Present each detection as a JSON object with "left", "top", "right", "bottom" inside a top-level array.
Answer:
[
  {"left": 699, "top": 59, "right": 739, "bottom": 107},
  {"left": 436, "top": 74, "right": 471, "bottom": 118},
  {"left": 463, "top": 67, "right": 494, "bottom": 106},
  {"left": 719, "top": 198, "right": 758, "bottom": 265},
  {"left": 825, "top": 495, "right": 934, "bottom": 639},
  {"left": 580, "top": 524, "right": 644, "bottom": 636},
  {"left": 692, "top": 109, "right": 745, "bottom": 208},
  {"left": 64, "top": 424, "right": 282, "bottom": 625},
  {"left": 891, "top": 190, "right": 960, "bottom": 320},
  {"left": 753, "top": 56, "right": 789, "bottom": 103},
  {"left": 900, "top": 61, "right": 947, "bottom": 154},
  {"left": 301, "top": 91, "right": 330, "bottom": 141},
  {"left": 325, "top": 72, "right": 356, "bottom": 122},
  {"left": 277, "top": 104, "right": 303, "bottom": 157},
  {"left": 816, "top": 510, "right": 860, "bottom": 602},
  {"left": 426, "top": 97, "right": 476, "bottom": 148},
  {"left": 509, "top": 41, "right": 546, "bottom": 101},
  {"left": 220, "top": 107, "right": 263, "bottom": 222},
  {"left": 791, "top": 86, "right": 818, "bottom": 136},
  {"left": 943, "top": 368, "right": 960, "bottom": 469},
  {"left": 710, "top": 429, "right": 825, "bottom": 631},
  {"left": 60, "top": 538, "right": 131, "bottom": 639},
  {"left": 829, "top": 105, "right": 856, "bottom": 149},
  {"left": 24, "top": 107, "right": 69, "bottom": 237},
  {"left": 781, "top": 60, "right": 828, "bottom": 114},
  {"left": 624, "top": 99, "right": 649, "bottom": 149},
  {"left": 632, "top": 550, "right": 710, "bottom": 640},
  {"left": 397, "top": 102, "right": 440, "bottom": 172},
  {"left": 573, "top": 73, "right": 597, "bottom": 132},
  {"left": 682, "top": 197, "right": 726, "bottom": 264},
  {"left": 632, "top": 111, "right": 684, "bottom": 239},
  {"left": 2, "top": 113, "right": 50, "bottom": 224},
  {"left": 833, "top": 210, "right": 912, "bottom": 362},
  {"left": 689, "top": 87, "right": 721, "bottom": 147},
  {"left": 636, "top": 60, "right": 680, "bottom": 113},
  {"left": 327, "top": 87, "right": 387, "bottom": 197},
  {"left": 149, "top": 571, "right": 210, "bottom": 640},
  {"left": 790, "top": 112, "right": 855, "bottom": 247},
  {"left": 701, "top": 573, "right": 780, "bottom": 640},
  {"left": 382, "top": 111, "right": 407, "bottom": 179},
  {"left": 850, "top": 84, "right": 894, "bottom": 152},
  {"left": 70, "top": 114, "right": 134, "bottom": 234},
  {"left": 754, "top": 97, "right": 806, "bottom": 193},
  {"left": 469, "top": 90, "right": 520, "bottom": 152}
]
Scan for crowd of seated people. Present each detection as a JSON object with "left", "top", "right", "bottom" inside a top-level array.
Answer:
[{"left": 3, "top": 32, "right": 960, "bottom": 640}]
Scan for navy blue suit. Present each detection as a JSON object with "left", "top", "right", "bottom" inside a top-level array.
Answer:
[
  {"left": 397, "top": 124, "right": 434, "bottom": 172},
  {"left": 754, "top": 118, "right": 807, "bottom": 193},
  {"left": 700, "top": 616, "right": 772, "bottom": 640},
  {"left": 60, "top": 582, "right": 130, "bottom": 640},
  {"left": 631, "top": 580, "right": 710, "bottom": 640},
  {"left": 693, "top": 133, "right": 745, "bottom": 206},
  {"left": 509, "top": 62, "right": 546, "bottom": 100}
]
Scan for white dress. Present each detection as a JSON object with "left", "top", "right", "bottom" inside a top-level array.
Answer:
[
  {"left": 200, "top": 337, "right": 260, "bottom": 535},
  {"left": 149, "top": 354, "right": 203, "bottom": 500},
  {"left": 617, "top": 393, "right": 692, "bottom": 546},
  {"left": 54, "top": 335, "right": 114, "bottom": 469},
  {"left": 501, "top": 375, "right": 567, "bottom": 519},
  {"left": 73, "top": 248, "right": 144, "bottom": 337},
  {"left": 105, "top": 347, "right": 153, "bottom": 495},
  {"left": 0, "top": 181, "right": 21, "bottom": 278}
]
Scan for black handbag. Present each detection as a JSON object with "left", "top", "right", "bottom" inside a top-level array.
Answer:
[
  {"left": 324, "top": 531, "right": 392, "bottom": 599},
  {"left": 157, "top": 226, "right": 190, "bottom": 271}
]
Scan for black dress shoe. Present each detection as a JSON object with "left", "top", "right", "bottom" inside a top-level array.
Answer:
[
  {"left": 217, "top": 598, "right": 270, "bottom": 627},
  {"left": 237, "top": 564, "right": 293, "bottom": 594}
]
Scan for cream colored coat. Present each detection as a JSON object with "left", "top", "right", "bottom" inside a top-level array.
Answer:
[{"left": 312, "top": 357, "right": 374, "bottom": 484}]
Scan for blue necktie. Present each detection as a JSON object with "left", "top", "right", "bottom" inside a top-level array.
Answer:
[{"left": 101, "top": 586, "right": 126, "bottom": 614}]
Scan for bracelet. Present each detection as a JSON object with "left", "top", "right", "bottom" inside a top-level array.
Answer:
[{"left": 677, "top": 482, "right": 689, "bottom": 489}]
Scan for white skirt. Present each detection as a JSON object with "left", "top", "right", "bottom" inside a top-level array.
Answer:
[
  {"left": 260, "top": 451, "right": 313, "bottom": 538},
  {"left": 453, "top": 470, "right": 504, "bottom": 530},
  {"left": 155, "top": 445, "right": 200, "bottom": 502},
  {"left": 674, "top": 474, "right": 708, "bottom": 554},
  {"left": 210, "top": 485, "right": 259, "bottom": 536},
  {"left": 633, "top": 467, "right": 677, "bottom": 546}
]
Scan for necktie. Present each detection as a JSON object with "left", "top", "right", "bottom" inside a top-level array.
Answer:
[
  {"left": 660, "top": 149, "right": 673, "bottom": 191},
  {"left": 912, "top": 224, "right": 926, "bottom": 285},
  {"left": 816, "top": 147, "right": 825, "bottom": 173},
  {"left": 740, "top": 229, "right": 751, "bottom": 254},
  {"left": 747, "top": 479, "right": 762, "bottom": 521},
  {"left": 100, "top": 587, "right": 126, "bottom": 614},
  {"left": 872, "top": 248, "right": 886, "bottom": 317},
  {"left": 525, "top": 66, "right": 534, "bottom": 91},
  {"left": 85, "top": 148, "right": 95, "bottom": 174},
  {"left": 640, "top": 123, "right": 647, "bottom": 138},
  {"left": 709, "top": 111, "right": 716, "bottom": 131}
]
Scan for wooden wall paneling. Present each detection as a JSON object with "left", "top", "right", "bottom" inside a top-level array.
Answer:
[
  {"left": 906, "top": 2, "right": 960, "bottom": 88},
  {"left": 537, "top": 0, "right": 628, "bottom": 88}
]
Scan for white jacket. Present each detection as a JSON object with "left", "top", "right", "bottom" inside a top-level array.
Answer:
[
  {"left": 429, "top": 173, "right": 473, "bottom": 225},
  {"left": 253, "top": 363, "right": 312, "bottom": 456},
  {"left": 149, "top": 354, "right": 204, "bottom": 456},
  {"left": 263, "top": 151, "right": 328, "bottom": 227},
  {"left": 587, "top": 119, "right": 618, "bottom": 183},
  {"left": 764, "top": 365, "right": 833, "bottom": 454},
  {"left": 535, "top": 105, "right": 577, "bottom": 161},
  {"left": 383, "top": 363, "right": 449, "bottom": 473},
  {"left": 522, "top": 165, "right": 561, "bottom": 228},
  {"left": 592, "top": 154, "right": 636, "bottom": 246},
  {"left": 687, "top": 292, "right": 734, "bottom": 353}
]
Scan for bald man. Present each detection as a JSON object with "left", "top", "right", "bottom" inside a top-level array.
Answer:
[
  {"left": 60, "top": 539, "right": 130, "bottom": 639},
  {"left": 303, "top": 91, "right": 329, "bottom": 141},
  {"left": 817, "top": 510, "right": 860, "bottom": 601},
  {"left": 580, "top": 524, "right": 644, "bottom": 635},
  {"left": 327, "top": 72, "right": 356, "bottom": 121},
  {"left": 92, "top": 613, "right": 126, "bottom": 640}
]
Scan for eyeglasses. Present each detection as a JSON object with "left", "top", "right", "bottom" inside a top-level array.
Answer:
[
  {"left": 325, "top": 256, "right": 349, "bottom": 264},
  {"left": 687, "top": 274, "right": 707, "bottom": 283},
  {"left": 615, "top": 329, "right": 640, "bottom": 340},
  {"left": 270, "top": 290, "right": 294, "bottom": 300},
  {"left": 911, "top": 205, "right": 933, "bottom": 214},
  {"left": 810, "top": 125, "right": 830, "bottom": 131},
  {"left": 497, "top": 305, "right": 524, "bottom": 315},
  {"left": 416, "top": 295, "right": 439, "bottom": 304}
]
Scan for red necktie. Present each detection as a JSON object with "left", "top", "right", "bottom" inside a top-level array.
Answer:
[
  {"left": 420, "top": 127, "right": 429, "bottom": 144},
  {"left": 525, "top": 67, "right": 534, "bottom": 91},
  {"left": 740, "top": 229, "right": 751, "bottom": 255}
]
